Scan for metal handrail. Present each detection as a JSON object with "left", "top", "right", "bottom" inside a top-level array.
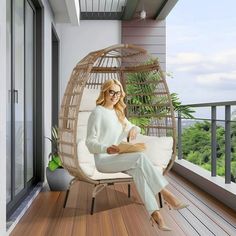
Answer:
[{"left": 177, "top": 101, "right": 236, "bottom": 184}]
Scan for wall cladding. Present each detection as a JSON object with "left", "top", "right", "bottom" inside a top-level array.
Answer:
[{"left": 122, "top": 19, "right": 166, "bottom": 71}]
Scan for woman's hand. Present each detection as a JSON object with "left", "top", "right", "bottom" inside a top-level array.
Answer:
[
  {"left": 128, "top": 127, "right": 138, "bottom": 141},
  {"left": 107, "top": 145, "right": 120, "bottom": 154}
]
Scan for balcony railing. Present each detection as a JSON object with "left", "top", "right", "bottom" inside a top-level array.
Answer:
[{"left": 177, "top": 101, "right": 236, "bottom": 184}]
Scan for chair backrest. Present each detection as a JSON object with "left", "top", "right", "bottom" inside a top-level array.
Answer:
[{"left": 58, "top": 44, "right": 176, "bottom": 183}]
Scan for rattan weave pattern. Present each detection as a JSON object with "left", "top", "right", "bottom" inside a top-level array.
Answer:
[{"left": 58, "top": 44, "right": 176, "bottom": 185}]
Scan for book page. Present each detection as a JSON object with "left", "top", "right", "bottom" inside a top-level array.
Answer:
[{"left": 118, "top": 142, "right": 146, "bottom": 154}]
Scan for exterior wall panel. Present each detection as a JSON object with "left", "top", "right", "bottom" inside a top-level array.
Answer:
[
  {"left": 122, "top": 19, "right": 166, "bottom": 71},
  {"left": 56, "top": 20, "right": 121, "bottom": 103}
]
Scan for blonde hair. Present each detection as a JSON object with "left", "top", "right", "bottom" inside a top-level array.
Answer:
[{"left": 96, "top": 79, "right": 126, "bottom": 126}]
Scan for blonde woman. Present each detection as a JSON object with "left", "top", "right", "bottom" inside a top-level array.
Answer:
[{"left": 86, "top": 79, "right": 188, "bottom": 231}]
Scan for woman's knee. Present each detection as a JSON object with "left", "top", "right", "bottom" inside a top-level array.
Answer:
[
  {"left": 136, "top": 152, "right": 148, "bottom": 164},
  {"left": 140, "top": 152, "right": 147, "bottom": 157}
]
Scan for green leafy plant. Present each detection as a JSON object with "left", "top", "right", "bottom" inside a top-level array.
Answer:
[
  {"left": 125, "top": 61, "right": 195, "bottom": 133},
  {"left": 126, "top": 69, "right": 162, "bottom": 133},
  {"left": 170, "top": 93, "right": 195, "bottom": 118},
  {"left": 46, "top": 126, "right": 62, "bottom": 171}
]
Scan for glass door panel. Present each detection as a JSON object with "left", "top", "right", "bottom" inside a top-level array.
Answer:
[{"left": 14, "top": 0, "right": 25, "bottom": 195}]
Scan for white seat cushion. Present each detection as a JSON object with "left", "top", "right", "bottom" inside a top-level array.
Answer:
[
  {"left": 91, "top": 169, "right": 131, "bottom": 180},
  {"left": 80, "top": 88, "right": 99, "bottom": 110},
  {"left": 77, "top": 139, "right": 95, "bottom": 177},
  {"left": 77, "top": 139, "right": 95, "bottom": 164},
  {"left": 132, "top": 134, "right": 173, "bottom": 172},
  {"left": 79, "top": 163, "right": 95, "bottom": 177}
]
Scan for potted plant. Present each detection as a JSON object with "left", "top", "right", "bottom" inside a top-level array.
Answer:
[{"left": 46, "top": 126, "right": 73, "bottom": 191}]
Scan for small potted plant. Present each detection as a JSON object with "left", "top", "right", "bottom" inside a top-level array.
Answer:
[{"left": 46, "top": 126, "right": 73, "bottom": 191}]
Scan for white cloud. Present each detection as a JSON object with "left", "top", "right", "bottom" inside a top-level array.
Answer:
[
  {"left": 167, "top": 49, "right": 236, "bottom": 76},
  {"left": 168, "top": 52, "right": 203, "bottom": 65},
  {"left": 166, "top": 25, "right": 202, "bottom": 44},
  {"left": 196, "top": 71, "right": 236, "bottom": 89},
  {"left": 213, "top": 49, "right": 236, "bottom": 64}
]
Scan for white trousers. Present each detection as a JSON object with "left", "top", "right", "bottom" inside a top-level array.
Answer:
[{"left": 94, "top": 152, "right": 168, "bottom": 215}]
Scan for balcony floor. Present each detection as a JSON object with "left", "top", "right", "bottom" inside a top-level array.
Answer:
[{"left": 10, "top": 171, "right": 236, "bottom": 236}]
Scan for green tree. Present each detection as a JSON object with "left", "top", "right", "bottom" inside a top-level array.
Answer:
[{"left": 182, "top": 119, "right": 236, "bottom": 182}]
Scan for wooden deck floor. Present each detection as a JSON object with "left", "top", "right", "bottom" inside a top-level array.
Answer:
[{"left": 10, "top": 171, "right": 236, "bottom": 236}]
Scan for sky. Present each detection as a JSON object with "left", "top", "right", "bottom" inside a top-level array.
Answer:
[{"left": 166, "top": 0, "right": 236, "bottom": 108}]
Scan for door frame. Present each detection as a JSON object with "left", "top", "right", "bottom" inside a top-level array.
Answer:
[{"left": 51, "top": 24, "right": 60, "bottom": 128}]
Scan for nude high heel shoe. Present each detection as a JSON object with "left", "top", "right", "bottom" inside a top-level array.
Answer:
[
  {"left": 150, "top": 211, "right": 172, "bottom": 231},
  {"left": 162, "top": 189, "right": 189, "bottom": 210}
]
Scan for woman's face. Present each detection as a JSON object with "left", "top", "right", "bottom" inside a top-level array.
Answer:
[{"left": 104, "top": 84, "right": 121, "bottom": 107}]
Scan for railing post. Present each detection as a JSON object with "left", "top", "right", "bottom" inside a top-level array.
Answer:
[
  {"left": 211, "top": 106, "right": 217, "bottom": 176},
  {"left": 178, "top": 111, "right": 182, "bottom": 160},
  {"left": 225, "top": 105, "right": 231, "bottom": 184}
]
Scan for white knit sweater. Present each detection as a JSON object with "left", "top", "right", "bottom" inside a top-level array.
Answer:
[{"left": 86, "top": 105, "right": 140, "bottom": 154}]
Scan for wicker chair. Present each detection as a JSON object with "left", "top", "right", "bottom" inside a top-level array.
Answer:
[{"left": 58, "top": 44, "right": 176, "bottom": 214}]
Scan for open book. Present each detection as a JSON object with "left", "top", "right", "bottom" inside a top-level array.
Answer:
[{"left": 117, "top": 141, "right": 146, "bottom": 154}]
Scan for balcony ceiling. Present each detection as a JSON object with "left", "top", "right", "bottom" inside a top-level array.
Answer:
[{"left": 48, "top": 0, "right": 178, "bottom": 24}]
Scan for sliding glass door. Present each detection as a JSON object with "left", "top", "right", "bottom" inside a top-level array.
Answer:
[{"left": 7, "top": 0, "right": 39, "bottom": 219}]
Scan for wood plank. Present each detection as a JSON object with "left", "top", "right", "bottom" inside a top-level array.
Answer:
[
  {"left": 86, "top": 184, "right": 101, "bottom": 236},
  {"left": 166, "top": 183, "right": 229, "bottom": 236},
  {"left": 44, "top": 183, "right": 80, "bottom": 236},
  {"left": 10, "top": 192, "right": 60, "bottom": 236},
  {"left": 129, "top": 183, "right": 186, "bottom": 236},
  {"left": 114, "top": 184, "right": 152, "bottom": 236},
  {"left": 178, "top": 207, "right": 214, "bottom": 235},
  {"left": 165, "top": 205, "right": 200, "bottom": 236},
  {"left": 47, "top": 192, "right": 76, "bottom": 236},
  {"left": 122, "top": 27, "right": 166, "bottom": 36},
  {"left": 160, "top": 207, "right": 186, "bottom": 236},
  {"left": 122, "top": 36, "right": 166, "bottom": 45},
  {"left": 94, "top": 186, "right": 115, "bottom": 236},
  {"left": 122, "top": 20, "right": 166, "bottom": 27},
  {"left": 169, "top": 171, "right": 236, "bottom": 224},
  {"left": 167, "top": 173, "right": 236, "bottom": 235},
  {"left": 106, "top": 186, "right": 129, "bottom": 236},
  {"left": 71, "top": 181, "right": 87, "bottom": 236},
  {"left": 42, "top": 191, "right": 67, "bottom": 236},
  {"left": 120, "top": 184, "right": 161, "bottom": 236}
]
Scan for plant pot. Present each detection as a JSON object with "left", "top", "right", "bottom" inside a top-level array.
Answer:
[{"left": 46, "top": 167, "right": 74, "bottom": 191}]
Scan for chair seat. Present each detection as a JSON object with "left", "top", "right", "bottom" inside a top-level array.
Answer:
[{"left": 91, "top": 168, "right": 132, "bottom": 180}]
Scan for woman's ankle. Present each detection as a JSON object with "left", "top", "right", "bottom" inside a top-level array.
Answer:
[
  {"left": 161, "top": 189, "right": 180, "bottom": 206},
  {"left": 151, "top": 210, "right": 161, "bottom": 218}
]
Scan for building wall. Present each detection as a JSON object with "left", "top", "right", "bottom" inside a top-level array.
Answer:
[
  {"left": 56, "top": 20, "right": 121, "bottom": 102},
  {"left": 0, "top": 0, "right": 7, "bottom": 234},
  {"left": 122, "top": 20, "right": 166, "bottom": 71},
  {"left": 42, "top": 0, "right": 58, "bottom": 179}
]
